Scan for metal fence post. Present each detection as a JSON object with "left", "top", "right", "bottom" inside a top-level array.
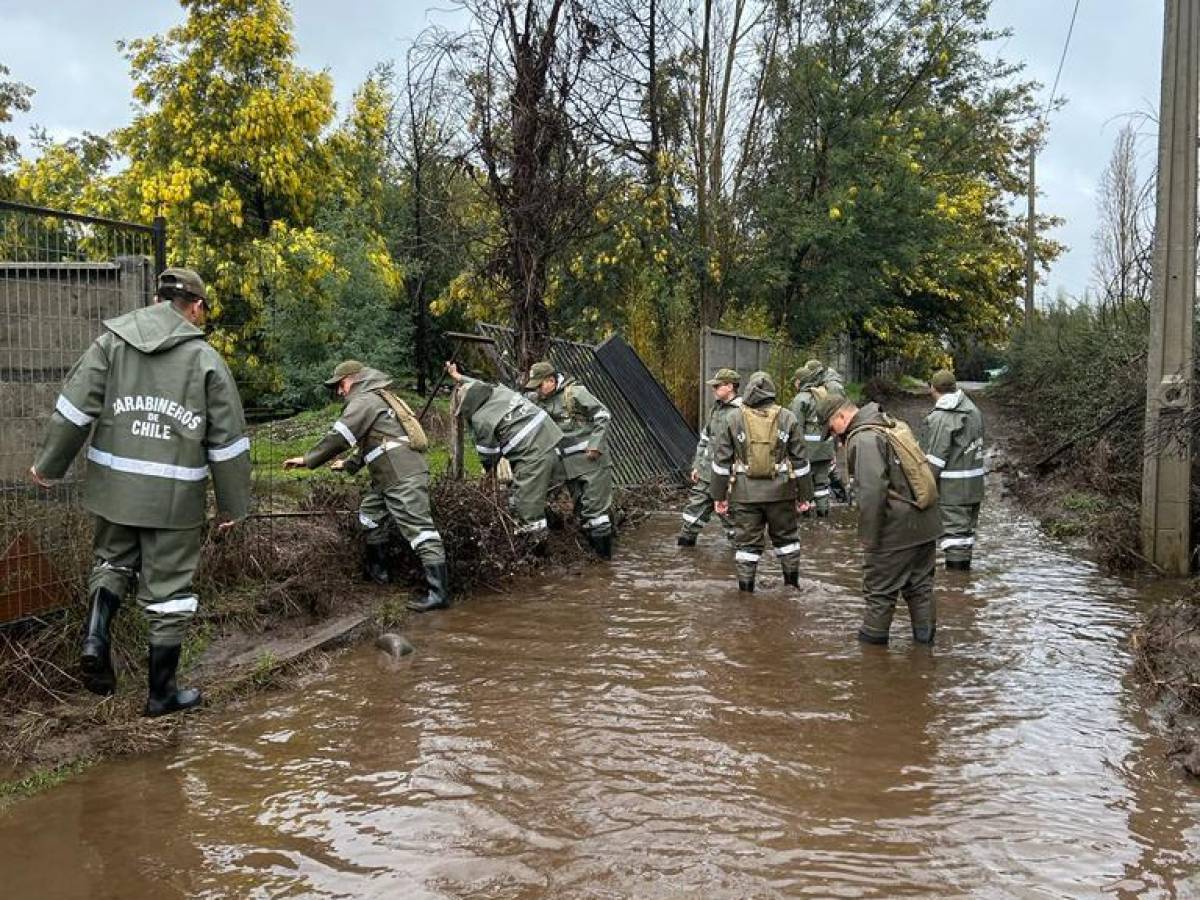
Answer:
[{"left": 152, "top": 215, "right": 167, "bottom": 277}]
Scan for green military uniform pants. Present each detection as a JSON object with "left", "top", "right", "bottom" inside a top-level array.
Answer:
[
  {"left": 507, "top": 448, "right": 558, "bottom": 534},
  {"left": 811, "top": 459, "right": 833, "bottom": 514},
  {"left": 552, "top": 458, "right": 614, "bottom": 537},
  {"left": 860, "top": 541, "right": 937, "bottom": 643},
  {"left": 731, "top": 499, "right": 801, "bottom": 582},
  {"left": 679, "top": 478, "right": 735, "bottom": 540},
  {"left": 88, "top": 517, "right": 203, "bottom": 647},
  {"left": 359, "top": 472, "right": 446, "bottom": 566},
  {"left": 940, "top": 503, "right": 980, "bottom": 564}
]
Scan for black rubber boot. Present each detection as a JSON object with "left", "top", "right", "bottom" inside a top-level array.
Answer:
[
  {"left": 364, "top": 543, "right": 391, "bottom": 584},
  {"left": 946, "top": 559, "right": 971, "bottom": 571},
  {"left": 80, "top": 587, "right": 122, "bottom": 696},
  {"left": 737, "top": 577, "right": 755, "bottom": 593},
  {"left": 912, "top": 624, "right": 937, "bottom": 645},
  {"left": 143, "top": 644, "right": 202, "bottom": 717},
  {"left": 588, "top": 531, "right": 614, "bottom": 560},
  {"left": 857, "top": 630, "right": 889, "bottom": 645},
  {"left": 407, "top": 562, "right": 450, "bottom": 613},
  {"left": 783, "top": 570, "right": 799, "bottom": 587},
  {"left": 677, "top": 533, "right": 697, "bottom": 547}
]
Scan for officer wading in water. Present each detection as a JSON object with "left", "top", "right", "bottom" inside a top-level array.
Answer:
[
  {"left": 30, "top": 268, "right": 251, "bottom": 716},
  {"left": 789, "top": 358, "right": 845, "bottom": 518},
  {"left": 445, "top": 362, "right": 564, "bottom": 537},
  {"left": 922, "top": 369, "right": 985, "bottom": 571},
  {"left": 709, "top": 371, "right": 814, "bottom": 591},
  {"left": 283, "top": 361, "right": 449, "bottom": 613},
  {"left": 677, "top": 368, "right": 742, "bottom": 547},
  {"left": 812, "top": 386, "right": 940, "bottom": 645},
  {"left": 525, "top": 361, "right": 615, "bottom": 559}
]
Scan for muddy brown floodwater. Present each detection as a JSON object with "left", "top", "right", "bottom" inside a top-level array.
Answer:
[{"left": 2, "top": 481, "right": 1200, "bottom": 898}]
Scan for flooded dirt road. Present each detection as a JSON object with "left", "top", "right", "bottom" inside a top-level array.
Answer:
[{"left": 3, "top": 488, "right": 1199, "bottom": 898}]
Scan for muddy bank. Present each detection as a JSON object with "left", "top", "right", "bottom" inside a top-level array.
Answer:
[{"left": 0, "top": 476, "right": 679, "bottom": 800}]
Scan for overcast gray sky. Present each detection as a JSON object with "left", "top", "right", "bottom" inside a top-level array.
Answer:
[{"left": 0, "top": 1, "right": 1165, "bottom": 301}]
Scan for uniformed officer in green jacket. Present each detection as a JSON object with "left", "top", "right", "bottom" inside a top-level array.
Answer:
[
  {"left": 677, "top": 368, "right": 742, "bottom": 547},
  {"left": 812, "top": 387, "right": 940, "bottom": 645},
  {"left": 524, "top": 361, "right": 615, "bottom": 558},
  {"left": 445, "top": 362, "right": 564, "bottom": 537},
  {"left": 922, "top": 369, "right": 985, "bottom": 570},
  {"left": 283, "top": 361, "right": 449, "bottom": 613},
  {"left": 709, "top": 371, "right": 814, "bottom": 592},
  {"left": 30, "top": 268, "right": 251, "bottom": 716},
  {"left": 789, "top": 359, "right": 845, "bottom": 518}
]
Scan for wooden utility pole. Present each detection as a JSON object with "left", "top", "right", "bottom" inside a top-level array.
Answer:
[
  {"left": 1142, "top": 0, "right": 1197, "bottom": 575},
  {"left": 1025, "top": 143, "right": 1037, "bottom": 327}
]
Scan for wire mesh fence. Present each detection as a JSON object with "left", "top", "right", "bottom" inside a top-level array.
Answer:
[{"left": 0, "top": 200, "right": 165, "bottom": 625}]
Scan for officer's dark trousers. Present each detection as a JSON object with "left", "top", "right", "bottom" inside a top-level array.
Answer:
[
  {"left": 860, "top": 540, "right": 937, "bottom": 642},
  {"left": 679, "top": 478, "right": 734, "bottom": 540},
  {"left": 732, "top": 499, "right": 801, "bottom": 583}
]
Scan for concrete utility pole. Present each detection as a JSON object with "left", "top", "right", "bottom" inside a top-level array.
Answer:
[{"left": 1142, "top": 0, "right": 1197, "bottom": 575}]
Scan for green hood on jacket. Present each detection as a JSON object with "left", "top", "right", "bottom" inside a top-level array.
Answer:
[
  {"left": 743, "top": 371, "right": 778, "bottom": 408},
  {"left": 348, "top": 366, "right": 394, "bottom": 396},
  {"left": 105, "top": 302, "right": 204, "bottom": 354}
]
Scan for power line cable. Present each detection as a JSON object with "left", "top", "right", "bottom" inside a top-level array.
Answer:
[{"left": 1042, "top": 0, "right": 1082, "bottom": 126}]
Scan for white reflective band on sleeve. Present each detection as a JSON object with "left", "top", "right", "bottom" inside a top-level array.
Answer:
[
  {"left": 594, "top": 411, "right": 611, "bottom": 421},
  {"left": 735, "top": 550, "right": 761, "bottom": 563},
  {"left": 144, "top": 595, "right": 199, "bottom": 615},
  {"left": 515, "top": 518, "right": 548, "bottom": 534},
  {"left": 207, "top": 436, "right": 250, "bottom": 462},
  {"left": 411, "top": 530, "right": 442, "bottom": 548},
  {"left": 941, "top": 467, "right": 986, "bottom": 479},
  {"left": 712, "top": 462, "right": 731, "bottom": 476},
  {"left": 359, "top": 513, "right": 381, "bottom": 529},
  {"left": 792, "top": 462, "right": 811, "bottom": 477},
  {"left": 476, "top": 444, "right": 502, "bottom": 455},
  {"left": 502, "top": 410, "right": 549, "bottom": 454},
  {"left": 587, "top": 514, "right": 611, "bottom": 528},
  {"left": 87, "top": 447, "right": 209, "bottom": 482},
  {"left": 775, "top": 542, "right": 800, "bottom": 556},
  {"left": 333, "top": 420, "right": 357, "bottom": 447},
  {"left": 940, "top": 536, "right": 975, "bottom": 549},
  {"left": 804, "top": 435, "right": 823, "bottom": 442},
  {"left": 364, "top": 440, "right": 408, "bottom": 464},
  {"left": 813, "top": 488, "right": 830, "bottom": 497},
  {"left": 559, "top": 439, "right": 590, "bottom": 456},
  {"left": 925, "top": 453, "right": 946, "bottom": 468},
  {"left": 681, "top": 512, "right": 701, "bottom": 524},
  {"left": 56, "top": 395, "right": 95, "bottom": 427}
]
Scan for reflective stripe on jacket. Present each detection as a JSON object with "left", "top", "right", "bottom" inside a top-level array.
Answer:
[{"left": 922, "top": 390, "right": 985, "bottom": 506}]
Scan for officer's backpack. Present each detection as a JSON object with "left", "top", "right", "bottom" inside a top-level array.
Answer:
[
  {"left": 741, "top": 405, "right": 783, "bottom": 479},
  {"left": 855, "top": 416, "right": 938, "bottom": 510},
  {"left": 378, "top": 390, "right": 429, "bottom": 452}
]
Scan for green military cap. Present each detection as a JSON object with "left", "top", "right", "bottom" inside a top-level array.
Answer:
[
  {"left": 792, "top": 358, "right": 823, "bottom": 383},
  {"left": 810, "top": 385, "right": 850, "bottom": 424},
  {"left": 323, "top": 359, "right": 365, "bottom": 386},
  {"left": 157, "top": 267, "right": 206, "bottom": 300},
  {"left": 524, "top": 360, "right": 556, "bottom": 389},
  {"left": 706, "top": 367, "right": 741, "bottom": 386},
  {"left": 930, "top": 368, "right": 957, "bottom": 393}
]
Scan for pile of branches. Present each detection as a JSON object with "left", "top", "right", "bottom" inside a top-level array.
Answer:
[{"left": 1132, "top": 589, "right": 1200, "bottom": 776}]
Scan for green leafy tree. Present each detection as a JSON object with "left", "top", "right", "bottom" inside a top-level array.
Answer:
[{"left": 0, "top": 63, "right": 34, "bottom": 197}]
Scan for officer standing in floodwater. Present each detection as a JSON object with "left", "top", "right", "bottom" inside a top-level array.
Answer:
[
  {"left": 283, "top": 361, "right": 449, "bottom": 613},
  {"left": 30, "top": 268, "right": 250, "bottom": 716},
  {"left": 923, "top": 369, "right": 986, "bottom": 571},
  {"left": 445, "top": 361, "right": 564, "bottom": 538},
  {"left": 789, "top": 359, "right": 845, "bottom": 519},
  {"left": 677, "top": 368, "right": 743, "bottom": 547},
  {"left": 525, "top": 360, "right": 616, "bottom": 559},
  {"left": 709, "top": 371, "right": 813, "bottom": 592}
]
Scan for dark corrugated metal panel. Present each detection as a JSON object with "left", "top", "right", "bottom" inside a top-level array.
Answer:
[{"left": 474, "top": 324, "right": 693, "bottom": 486}]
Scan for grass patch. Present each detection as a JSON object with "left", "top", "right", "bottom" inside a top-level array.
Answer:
[{"left": 0, "top": 757, "right": 94, "bottom": 809}]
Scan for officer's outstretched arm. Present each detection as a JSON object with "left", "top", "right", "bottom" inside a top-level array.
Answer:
[
  {"left": 34, "top": 339, "right": 109, "bottom": 481},
  {"left": 205, "top": 357, "right": 252, "bottom": 522}
]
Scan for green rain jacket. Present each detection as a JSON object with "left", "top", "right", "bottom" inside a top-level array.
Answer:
[
  {"left": 690, "top": 395, "right": 743, "bottom": 484},
  {"left": 34, "top": 301, "right": 251, "bottom": 529},
  {"left": 789, "top": 366, "right": 845, "bottom": 464},
  {"left": 922, "top": 389, "right": 985, "bottom": 506},
  {"left": 709, "top": 375, "right": 814, "bottom": 504},
  {"left": 845, "top": 403, "right": 941, "bottom": 551},
  {"left": 461, "top": 378, "right": 563, "bottom": 468},
  {"left": 526, "top": 375, "right": 613, "bottom": 479},
  {"left": 302, "top": 367, "right": 427, "bottom": 490}
]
